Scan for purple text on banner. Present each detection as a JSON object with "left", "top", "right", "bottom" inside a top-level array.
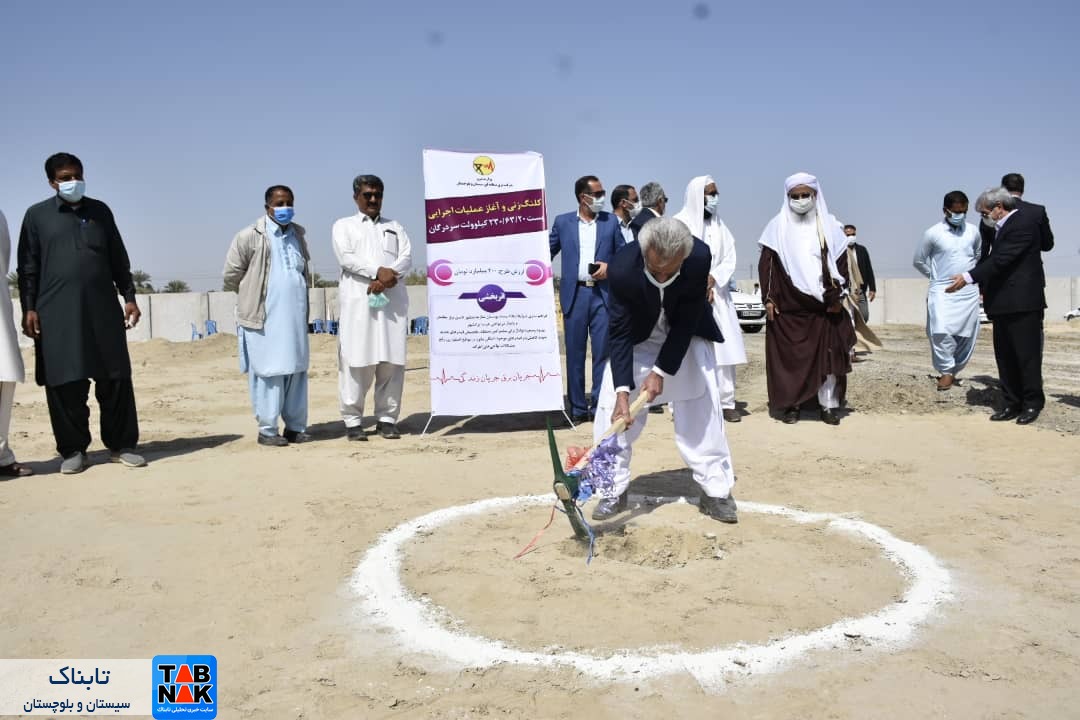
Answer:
[{"left": 425, "top": 189, "right": 546, "bottom": 244}]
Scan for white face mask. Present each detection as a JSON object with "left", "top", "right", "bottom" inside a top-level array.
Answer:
[
  {"left": 847, "top": 235, "right": 856, "bottom": 246},
  {"left": 585, "top": 196, "right": 605, "bottom": 215},
  {"left": 644, "top": 266, "right": 680, "bottom": 290},
  {"left": 789, "top": 196, "right": 815, "bottom": 215},
  {"left": 704, "top": 195, "right": 719, "bottom": 214},
  {"left": 981, "top": 214, "right": 996, "bottom": 228},
  {"left": 627, "top": 200, "right": 643, "bottom": 219}
]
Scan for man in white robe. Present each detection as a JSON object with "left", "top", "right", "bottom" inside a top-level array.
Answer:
[
  {"left": 592, "top": 218, "right": 737, "bottom": 524},
  {"left": 673, "top": 175, "right": 746, "bottom": 423},
  {"left": 333, "top": 174, "right": 412, "bottom": 440},
  {"left": 913, "top": 190, "right": 982, "bottom": 390},
  {"left": 0, "top": 209, "right": 31, "bottom": 477}
]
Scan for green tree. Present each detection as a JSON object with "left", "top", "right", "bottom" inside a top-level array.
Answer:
[
  {"left": 311, "top": 272, "right": 338, "bottom": 289},
  {"left": 404, "top": 270, "right": 427, "bottom": 286},
  {"left": 163, "top": 280, "right": 190, "bottom": 293},
  {"left": 132, "top": 269, "right": 155, "bottom": 294}
]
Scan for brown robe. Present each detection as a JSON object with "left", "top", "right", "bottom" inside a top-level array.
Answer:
[{"left": 758, "top": 247, "right": 857, "bottom": 412}]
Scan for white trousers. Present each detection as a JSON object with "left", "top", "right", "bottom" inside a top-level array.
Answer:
[
  {"left": 818, "top": 374, "right": 839, "bottom": 409},
  {"left": 0, "top": 381, "right": 16, "bottom": 466},
  {"left": 339, "top": 360, "right": 404, "bottom": 427},
  {"left": 594, "top": 342, "right": 735, "bottom": 500},
  {"left": 716, "top": 364, "right": 736, "bottom": 410},
  {"left": 930, "top": 333, "right": 977, "bottom": 376}
]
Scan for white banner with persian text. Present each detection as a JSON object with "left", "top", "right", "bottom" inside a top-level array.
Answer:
[{"left": 423, "top": 149, "right": 562, "bottom": 416}]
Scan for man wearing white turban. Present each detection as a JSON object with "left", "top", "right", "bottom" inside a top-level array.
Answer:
[
  {"left": 673, "top": 176, "right": 746, "bottom": 423},
  {"left": 757, "top": 173, "right": 856, "bottom": 425}
]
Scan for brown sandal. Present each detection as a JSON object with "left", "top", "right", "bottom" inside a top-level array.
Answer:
[{"left": 0, "top": 462, "right": 34, "bottom": 478}]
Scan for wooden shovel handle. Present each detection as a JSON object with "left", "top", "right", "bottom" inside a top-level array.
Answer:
[{"left": 571, "top": 392, "right": 653, "bottom": 471}]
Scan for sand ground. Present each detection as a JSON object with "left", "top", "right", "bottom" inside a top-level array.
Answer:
[{"left": 1, "top": 323, "right": 1078, "bottom": 719}]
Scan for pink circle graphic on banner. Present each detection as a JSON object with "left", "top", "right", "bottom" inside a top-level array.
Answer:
[
  {"left": 429, "top": 260, "right": 454, "bottom": 286},
  {"left": 524, "top": 260, "right": 551, "bottom": 286}
]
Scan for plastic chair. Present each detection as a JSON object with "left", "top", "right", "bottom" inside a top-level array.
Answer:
[
  {"left": 411, "top": 316, "right": 429, "bottom": 336},
  {"left": 328, "top": 320, "right": 339, "bottom": 335},
  {"left": 191, "top": 323, "right": 203, "bottom": 341},
  {"left": 312, "top": 319, "right": 325, "bottom": 334},
  {"left": 205, "top": 320, "right": 218, "bottom": 336}
]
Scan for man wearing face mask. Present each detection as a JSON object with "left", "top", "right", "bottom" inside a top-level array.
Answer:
[
  {"left": 590, "top": 217, "right": 736, "bottom": 523},
  {"left": 629, "top": 181, "right": 667, "bottom": 242},
  {"left": 841, "top": 225, "right": 876, "bottom": 323},
  {"left": 913, "top": 191, "right": 982, "bottom": 391},
  {"left": 333, "top": 174, "right": 412, "bottom": 440},
  {"left": 17, "top": 152, "right": 145, "bottom": 473},
  {"left": 757, "top": 172, "right": 856, "bottom": 426},
  {"left": 224, "top": 185, "right": 313, "bottom": 446},
  {"left": 946, "top": 187, "right": 1046, "bottom": 424},
  {"left": 673, "top": 175, "right": 746, "bottom": 423},
  {"left": 610, "top": 184, "right": 641, "bottom": 245},
  {"left": 549, "top": 175, "right": 626, "bottom": 423}
]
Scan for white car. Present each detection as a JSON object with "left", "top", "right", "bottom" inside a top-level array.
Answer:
[
  {"left": 731, "top": 290, "right": 766, "bottom": 332},
  {"left": 1067, "top": 307, "right": 1080, "bottom": 321}
]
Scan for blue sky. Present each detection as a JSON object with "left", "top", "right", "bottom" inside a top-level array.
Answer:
[{"left": 3, "top": 0, "right": 1077, "bottom": 290}]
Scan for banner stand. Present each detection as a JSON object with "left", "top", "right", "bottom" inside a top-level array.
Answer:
[{"left": 419, "top": 408, "right": 578, "bottom": 436}]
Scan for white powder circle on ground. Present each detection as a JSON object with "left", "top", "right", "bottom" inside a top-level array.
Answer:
[{"left": 350, "top": 495, "right": 953, "bottom": 692}]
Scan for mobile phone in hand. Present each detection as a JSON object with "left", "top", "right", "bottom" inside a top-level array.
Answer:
[{"left": 588, "top": 262, "right": 600, "bottom": 275}]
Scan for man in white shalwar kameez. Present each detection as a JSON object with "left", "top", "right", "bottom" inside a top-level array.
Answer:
[
  {"left": 333, "top": 174, "right": 412, "bottom": 440},
  {"left": 0, "top": 209, "right": 31, "bottom": 477},
  {"left": 673, "top": 175, "right": 747, "bottom": 423},
  {"left": 913, "top": 190, "right": 982, "bottom": 390},
  {"left": 591, "top": 218, "right": 737, "bottom": 524},
  {"left": 224, "top": 186, "right": 312, "bottom": 447}
]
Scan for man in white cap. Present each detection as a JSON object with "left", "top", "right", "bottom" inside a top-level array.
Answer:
[
  {"left": 757, "top": 172, "right": 856, "bottom": 425},
  {"left": 673, "top": 175, "right": 745, "bottom": 423}
]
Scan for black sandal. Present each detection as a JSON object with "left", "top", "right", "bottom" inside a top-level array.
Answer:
[{"left": 0, "top": 462, "right": 33, "bottom": 478}]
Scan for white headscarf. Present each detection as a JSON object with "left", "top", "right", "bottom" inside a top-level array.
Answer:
[
  {"left": 673, "top": 175, "right": 713, "bottom": 240},
  {"left": 757, "top": 172, "right": 847, "bottom": 302}
]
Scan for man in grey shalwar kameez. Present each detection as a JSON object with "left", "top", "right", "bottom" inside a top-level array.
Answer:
[
  {"left": 224, "top": 185, "right": 312, "bottom": 446},
  {"left": 913, "top": 190, "right": 982, "bottom": 391}
]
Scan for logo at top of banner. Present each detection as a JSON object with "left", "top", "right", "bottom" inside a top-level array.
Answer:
[{"left": 473, "top": 156, "right": 495, "bottom": 175}]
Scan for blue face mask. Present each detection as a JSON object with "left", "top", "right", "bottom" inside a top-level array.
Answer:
[
  {"left": 946, "top": 212, "right": 965, "bottom": 228},
  {"left": 272, "top": 206, "right": 294, "bottom": 225},
  {"left": 368, "top": 292, "right": 390, "bottom": 309},
  {"left": 57, "top": 179, "right": 86, "bottom": 203}
]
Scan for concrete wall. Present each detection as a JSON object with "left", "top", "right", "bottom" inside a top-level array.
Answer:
[
  {"left": 124, "top": 295, "right": 153, "bottom": 342},
  {"left": 207, "top": 292, "right": 238, "bottom": 335},
  {"left": 149, "top": 292, "right": 209, "bottom": 342}
]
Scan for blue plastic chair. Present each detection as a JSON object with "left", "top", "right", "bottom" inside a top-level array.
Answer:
[
  {"left": 328, "top": 320, "right": 339, "bottom": 335},
  {"left": 411, "top": 316, "right": 429, "bottom": 336},
  {"left": 312, "top": 319, "right": 325, "bottom": 334},
  {"left": 205, "top": 320, "right": 218, "bottom": 336},
  {"left": 191, "top": 323, "right": 202, "bottom": 341}
]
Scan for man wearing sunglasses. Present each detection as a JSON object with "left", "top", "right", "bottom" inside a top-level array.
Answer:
[
  {"left": 549, "top": 175, "right": 627, "bottom": 423},
  {"left": 333, "top": 174, "right": 413, "bottom": 440},
  {"left": 629, "top": 181, "right": 668, "bottom": 242}
]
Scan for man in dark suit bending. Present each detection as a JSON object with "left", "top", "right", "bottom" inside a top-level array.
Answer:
[
  {"left": 590, "top": 217, "right": 738, "bottom": 524},
  {"left": 947, "top": 187, "right": 1046, "bottom": 424}
]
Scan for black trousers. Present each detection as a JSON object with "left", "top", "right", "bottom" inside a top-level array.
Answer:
[
  {"left": 991, "top": 310, "right": 1044, "bottom": 411},
  {"left": 44, "top": 377, "right": 140, "bottom": 458}
]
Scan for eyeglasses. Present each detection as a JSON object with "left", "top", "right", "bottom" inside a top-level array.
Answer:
[
  {"left": 360, "top": 191, "right": 383, "bottom": 200},
  {"left": 584, "top": 191, "right": 606, "bottom": 199},
  {"left": 788, "top": 192, "right": 813, "bottom": 200}
]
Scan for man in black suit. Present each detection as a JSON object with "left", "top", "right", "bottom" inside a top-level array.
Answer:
[
  {"left": 946, "top": 187, "right": 1046, "bottom": 424},
  {"left": 591, "top": 217, "right": 738, "bottom": 524},
  {"left": 981, "top": 173, "right": 1054, "bottom": 262},
  {"left": 628, "top": 181, "right": 667, "bottom": 242}
]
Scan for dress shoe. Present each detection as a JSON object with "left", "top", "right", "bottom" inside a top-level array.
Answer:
[
  {"left": 591, "top": 490, "right": 629, "bottom": 520},
  {"left": 648, "top": 405, "right": 665, "bottom": 414},
  {"left": 937, "top": 374, "right": 954, "bottom": 391},
  {"left": 722, "top": 408, "right": 741, "bottom": 423},
  {"left": 283, "top": 429, "right": 312, "bottom": 443},
  {"left": 376, "top": 421, "right": 402, "bottom": 439},
  {"left": 570, "top": 413, "right": 593, "bottom": 424},
  {"left": 820, "top": 409, "right": 840, "bottom": 426},
  {"left": 257, "top": 434, "right": 288, "bottom": 447},
  {"left": 699, "top": 493, "right": 738, "bottom": 524},
  {"left": 1016, "top": 408, "right": 1041, "bottom": 425},
  {"left": 782, "top": 408, "right": 799, "bottom": 424},
  {"left": 989, "top": 408, "right": 1021, "bottom": 422},
  {"left": 346, "top": 426, "right": 368, "bottom": 441}
]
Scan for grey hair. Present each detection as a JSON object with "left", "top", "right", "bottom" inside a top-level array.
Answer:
[
  {"left": 639, "top": 217, "right": 692, "bottom": 261},
  {"left": 639, "top": 182, "right": 666, "bottom": 209},
  {"left": 976, "top": 187, "right": 1018, "bottom": 212},
  {"left": 352, "top": 174, "right": 384, "bottom": 193}
]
